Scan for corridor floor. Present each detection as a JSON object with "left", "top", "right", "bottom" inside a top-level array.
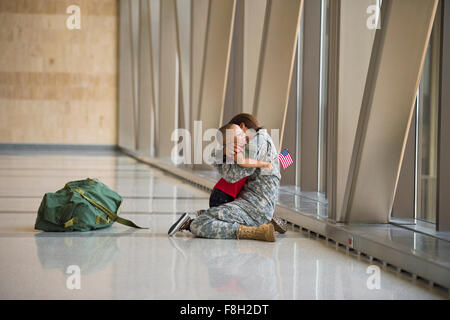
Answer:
[{"left": 0, "top": 149, "right": 447, "bottom": 299}]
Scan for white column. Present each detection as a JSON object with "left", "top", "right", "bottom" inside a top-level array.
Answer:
[
  {"left": 343, "top": 0, "right": 439, "bottom": 223},
  {"left": 253, "top": 0, "right": 303, "bottom": 148}
]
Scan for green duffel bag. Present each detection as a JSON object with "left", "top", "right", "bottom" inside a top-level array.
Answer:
[{"left": 35, "top": 178, "right": 147, "bottom": 232}]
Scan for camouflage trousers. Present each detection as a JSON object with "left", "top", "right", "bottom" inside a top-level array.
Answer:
[{"left": 189, "top": 199, "right": 273, "bottom": 239}]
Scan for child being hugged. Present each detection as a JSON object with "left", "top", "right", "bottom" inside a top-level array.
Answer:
[{"left": 209, "top": 123, "right": 272, "bottom": 208}]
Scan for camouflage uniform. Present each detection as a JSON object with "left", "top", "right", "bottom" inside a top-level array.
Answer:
[{"left": 189, "top": 129, "right": 281, "bottom": 239}]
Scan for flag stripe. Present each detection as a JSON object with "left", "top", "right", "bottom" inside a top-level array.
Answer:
[
  {"left": 278, "top": 152, "right": 293, "bottom": 169},
  {"left": 277, "top": 149, "right": 293, "bottom": 170}
]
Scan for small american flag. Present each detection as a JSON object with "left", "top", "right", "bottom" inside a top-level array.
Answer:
[{"left": 277, "top": 149, "right": 293, "bottom": 170}]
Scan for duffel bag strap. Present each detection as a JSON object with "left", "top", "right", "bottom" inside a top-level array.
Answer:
[{"left": 67, "top": 185, "right": 148, "bottom": 229}]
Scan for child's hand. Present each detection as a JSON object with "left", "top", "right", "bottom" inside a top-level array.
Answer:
[{"left": 234, "top": 151, "right": 245, "bottom": 164}]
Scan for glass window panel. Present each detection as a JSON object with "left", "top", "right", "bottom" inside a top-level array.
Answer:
[
  {"left": 416, "top": 2, "right": 441, "bottom": 224},
  {"left": 318, "top": 0, "right": 329, "bottom": 193}
]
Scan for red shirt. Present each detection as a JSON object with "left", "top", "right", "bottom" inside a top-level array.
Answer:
[{"left": 213, "top": 177, "right": 248, "bottom": 198}]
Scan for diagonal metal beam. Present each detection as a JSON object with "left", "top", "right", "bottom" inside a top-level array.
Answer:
[
  {"left": 197, "top": 0, "right": 236, "bottom": 131},
  {"left": 343, "top": 0, "right": 439, "bottom": 223},
  {"left": 253, "top": 0, "right": 303, "bottom": 148}
]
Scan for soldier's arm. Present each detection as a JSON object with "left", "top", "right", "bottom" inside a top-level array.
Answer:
[{"left": 234, "top": 152, "right": 272, "bottom": 169}]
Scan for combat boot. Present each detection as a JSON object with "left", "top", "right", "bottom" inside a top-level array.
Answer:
[{"left": 236, "top": 223, "right": 276, "bottom": 242}]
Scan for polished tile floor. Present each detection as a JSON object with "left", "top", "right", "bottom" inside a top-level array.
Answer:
[{"left": 0, "top": 149, "right": 447, "bottom": 299}]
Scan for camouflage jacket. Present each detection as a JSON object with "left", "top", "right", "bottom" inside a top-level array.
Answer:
[{"left": 213, "top": 129, "right": 281, "bottom": 217}]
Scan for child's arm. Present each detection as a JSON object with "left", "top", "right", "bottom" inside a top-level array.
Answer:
[{"left": 234, "top": 152, "right": 272, "bottom": 170}]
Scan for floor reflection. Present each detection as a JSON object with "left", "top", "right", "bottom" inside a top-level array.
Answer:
[
  {"left": 0, "top": 150, "right": 446, "bottom": 300},
  {"left": 34, "top": 231, "right": 137, "bottom": 276},
  {"left": 169, "top": 237, "right": 283, "bottom": 299}
]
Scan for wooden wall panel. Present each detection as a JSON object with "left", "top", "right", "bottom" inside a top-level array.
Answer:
[{"left": 0, "top": 0, "right": 118, "bottom": 145}]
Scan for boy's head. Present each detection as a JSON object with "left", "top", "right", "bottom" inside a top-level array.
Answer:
[{"left": 217, "top": 123, "right": 245, "bottom": 146}]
